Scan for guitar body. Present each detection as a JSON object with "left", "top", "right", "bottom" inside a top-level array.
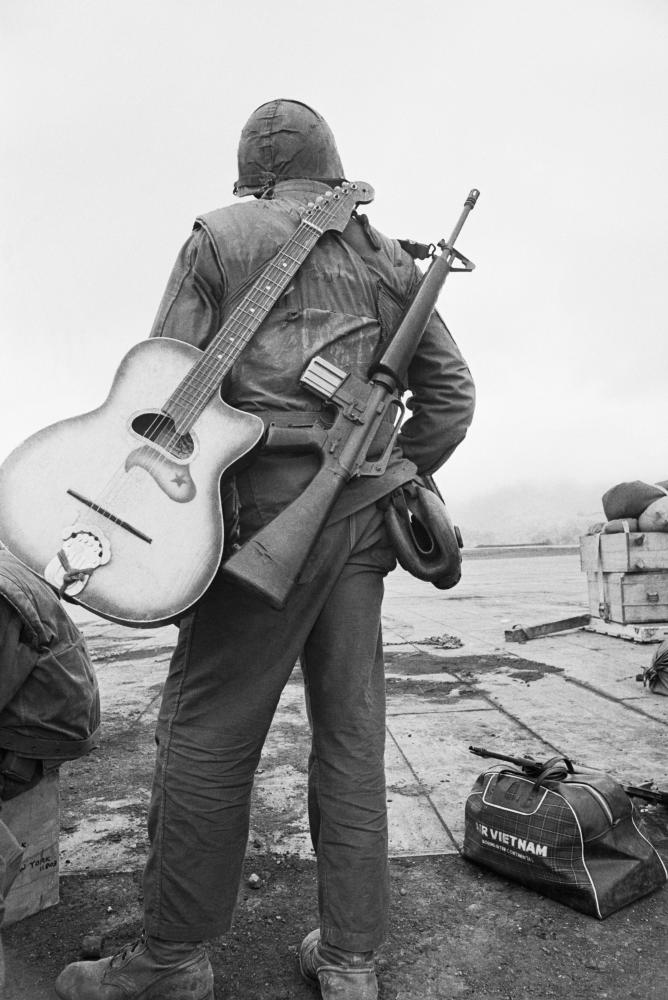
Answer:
[
  {"left": 0, "top": 182, "right": 374, "bottom": 625},
  {"left": 0, "top": 339, "right": 264, "bottom": 626}
]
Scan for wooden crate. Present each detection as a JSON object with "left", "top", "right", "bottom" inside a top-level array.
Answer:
[
  {"left": 1, "top": 770, "right": 59, "bottom": 925},
  {"left": 580, "top": 532, "right": 668, "bottom": 573},
  {"left": 587, "top": 570, "right": 668, "bottom": 624},
  {"left": 584, "top": 618, "right": 668, "bottom": 643}
]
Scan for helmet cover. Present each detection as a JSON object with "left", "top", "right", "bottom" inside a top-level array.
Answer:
[{"left": 234, "top": 99, "right": 345, "bottom": 197}]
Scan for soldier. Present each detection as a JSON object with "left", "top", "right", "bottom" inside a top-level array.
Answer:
[
  {"left": 55, "top": 99, "right": 475, "bottom": 1000},
  {"left": 0, "top": 541, "right": 99, "bottom": 997}
]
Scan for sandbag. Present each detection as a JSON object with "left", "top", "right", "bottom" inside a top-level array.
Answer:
[
  {"left": 638, "top": 497, "right": 668, "bottom": 532},
  {"left": 0, "top": 548, "right": 99, "bottom": 799},
  {"left": 602, "top": 480, "right": 668, "bottom": 520}
]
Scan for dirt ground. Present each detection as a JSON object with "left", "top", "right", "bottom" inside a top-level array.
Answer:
[
  {"left": 4, "top": 649, "right": 668, "bottom": 1000},
  {"left": 5, "top": 830, "right": 668, "bottom": 1000},
  {"left": 4, "top": 554, "right": 668, "bottom": 999}
]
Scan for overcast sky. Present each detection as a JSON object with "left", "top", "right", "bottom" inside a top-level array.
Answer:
[{"left": 2, "top": 0, "right": 666, "bottom": 511}]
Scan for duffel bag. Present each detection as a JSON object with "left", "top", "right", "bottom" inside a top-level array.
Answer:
[{"left": 462, "top": 754, "right": 667, "bottom": 918}]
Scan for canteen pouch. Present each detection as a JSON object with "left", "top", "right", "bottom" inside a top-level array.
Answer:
[
  {"left": 379, "top": 475, "right": 462, "bottom": 589},
  {"left": 462, "top": 756, "right": 667, "bottom": 918}
]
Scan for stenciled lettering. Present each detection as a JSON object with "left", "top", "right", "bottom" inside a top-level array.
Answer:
[{"left": 479, "top": 825, "right": 548, "bottom": 857}]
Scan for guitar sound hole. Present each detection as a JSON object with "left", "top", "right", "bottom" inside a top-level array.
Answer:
[{"left": 131, "top": 412, "right": 194, "bottom": 460}]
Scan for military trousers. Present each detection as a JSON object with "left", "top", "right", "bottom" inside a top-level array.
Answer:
[{"left": 142, "top": 502, "right": 396, "bottom": 952}]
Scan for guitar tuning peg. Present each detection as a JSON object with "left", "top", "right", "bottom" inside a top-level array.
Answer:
[
  {"left": 342, "top": 182, "right": 351, "bottom": 190},
  {"left": 315, "top": 195, "right": 324, "bottom": 204},
  {"left": 324, "top": 190, "right": 333, "bottom": 199},
  {"left": 307, "top": 202, "right": 315, "bottom": 209}
]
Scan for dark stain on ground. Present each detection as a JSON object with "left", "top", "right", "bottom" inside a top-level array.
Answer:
[
  {"left": 385, "top": 677, "right": 479, "bottom": 702},
  {"left": 384, "top": 650, "right": 564, "bottom": 682},
  {"left": 384, "top": 650, "right": 459, "bottom": 675}
]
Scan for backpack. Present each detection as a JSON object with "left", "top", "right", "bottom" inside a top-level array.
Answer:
[{"left": 0, "top": 548, "right": 99, "bottom": 800}]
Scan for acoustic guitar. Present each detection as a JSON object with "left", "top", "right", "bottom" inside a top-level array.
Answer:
[{"left": 0, "top": 181, "right": 373, "bottom": 626}]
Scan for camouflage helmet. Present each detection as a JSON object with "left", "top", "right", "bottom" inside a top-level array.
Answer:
[{"left": 233, "top": 99, "right": 346, "bottom": 197}]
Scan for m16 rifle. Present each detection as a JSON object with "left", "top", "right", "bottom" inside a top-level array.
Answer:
[
  {"left": 222, "top": 189, "right": 480, "bottom": 609},
  {"left": 470, "top": 748, "right": 668, "bottom": 807},
  {"left": 624, "top": 785, "right": 668, "bottom": 808},
  {"left": 468, "top": 746, "right": 569, "bottom": 778}
]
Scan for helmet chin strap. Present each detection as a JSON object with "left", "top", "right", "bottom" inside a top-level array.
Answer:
[
  {"left": 233, "top": 173, "right": 276, "bottom": 198},
  {"left": 236, "top": 177, "right": 349, "bottom": 201}
]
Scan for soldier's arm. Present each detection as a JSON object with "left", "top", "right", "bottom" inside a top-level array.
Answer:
[
  {"left": 149, "top": 225, "right": 226, "bottom": 348},
  {"left": 398, "top": 306, "right": 475, "bottom": 475}
]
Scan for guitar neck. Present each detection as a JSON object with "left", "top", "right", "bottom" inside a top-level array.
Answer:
[{"left": 164, "top": 217, "right": 324, "bottom": 432}]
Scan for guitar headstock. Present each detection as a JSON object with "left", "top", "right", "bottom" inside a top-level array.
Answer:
[{"left": 302, "top": 181, "right": 375, "bottom": 234}]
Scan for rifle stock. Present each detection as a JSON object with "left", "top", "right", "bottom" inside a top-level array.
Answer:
[
  {"left": 222, "top": 189, "right": 480, "bottom": 608},
  {"left": 222, "top": 463, "right": 347, "bottom": 609}
]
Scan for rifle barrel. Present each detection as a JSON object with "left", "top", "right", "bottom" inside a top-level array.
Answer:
[
  {"left": 374, "top": 189, "right": 479, "bottom": 388},
  {"left": 469, "top": 746, "right": 543, "bottom": 771},
  {"left": 447, "top": 189, "right": 480, "bottom": 248},
  {"left": 625, "top": 785, "right": 668, "bottom": 806}
]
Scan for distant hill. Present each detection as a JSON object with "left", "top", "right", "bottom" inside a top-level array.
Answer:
[{"left": 452, "top": 480, "right": 606, "bottom": 547}]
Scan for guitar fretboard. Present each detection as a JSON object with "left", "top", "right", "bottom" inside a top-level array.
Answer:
[{"left": 163, "top": 216, "right": 327, "bottom": 433}]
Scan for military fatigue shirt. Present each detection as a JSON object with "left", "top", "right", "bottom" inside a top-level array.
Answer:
[{"left": 150, "top": 180, "right": 475, "bottom": 525}]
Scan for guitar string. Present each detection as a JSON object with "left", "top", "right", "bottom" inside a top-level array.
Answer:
[
  {"left": 120, "top": 234, "right": 315, "bottom": 497},
  {"left": 64, "top": 194, "right": 339, "bottom": 545},
  {"left": 64, "top": 287, "right": 275, "bottom": 555},
  {"left": 142, "top": 229, "right": 322, "bottom": 600},
  {"left": 116, "top": 217, "right": 330, "bottom": 601},
  {"left": 118, "top": 196, "right": 339, "bottom": 484},
  {"left": 144, "top": 186, "right": 350, "bottom": 453},
  {"left": 62, "top": 192, "right": 350, "bottom": 595}
]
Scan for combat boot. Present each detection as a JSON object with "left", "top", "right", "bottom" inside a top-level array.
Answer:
[
  {"left": 299, "top": 929, "right": 378, "bottom": 999},
  {"left": 54, "top": 931, "right": 214, "bottom": 1000}
]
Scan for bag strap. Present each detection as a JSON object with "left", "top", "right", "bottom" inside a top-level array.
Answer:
[{"left": 531, "top": 755, "right": 575, "bottom": 791}]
